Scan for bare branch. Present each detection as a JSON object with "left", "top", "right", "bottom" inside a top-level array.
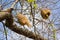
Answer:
[
  {"left": 6, "top": 24, "right": 47, "bottom": 40},
  {"left": 0, "top": 12, "right": 10, "bottom": 21},
  {"left": 11, "top": 0, "right": 19, "bottom": 8}
]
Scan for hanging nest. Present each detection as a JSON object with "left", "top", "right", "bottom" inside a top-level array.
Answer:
[
  {"left": 41, "top": 8, "right": 51, "bottom": 19},
  {"left": 16, "top": 13, "right": 32, "bottom": 27}
]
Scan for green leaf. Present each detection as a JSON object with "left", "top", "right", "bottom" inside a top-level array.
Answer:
[
  {"left": 27, "top": 0, "right": 35, "bottom": 3},
  {"left": 48, "top": 23, "right": 54, "bottom": 27},
  {"left": 33, "top": 4, "right": 37, "bottom": 9},
  {"left": 52, "top": 29, "right": 56, "bottom": 40}
]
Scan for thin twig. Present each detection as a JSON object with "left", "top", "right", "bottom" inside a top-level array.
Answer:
[{"left": 2, "top": 22, "right": 7, "bottom": 40}]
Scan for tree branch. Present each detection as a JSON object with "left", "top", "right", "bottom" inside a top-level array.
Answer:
[
  {"left": 0, "top": 12, "right": 47, "bottom": 40},
  {"left": 6, "top": 24, "right": 47, "bottom": 40},
  {"left": 0, "top": 12, "right": 10, "bottom": 21}
]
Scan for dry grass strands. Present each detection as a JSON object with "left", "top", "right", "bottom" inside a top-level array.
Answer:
[{"left": 16, "top": 13, "right": 32, "bottom": 28}]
